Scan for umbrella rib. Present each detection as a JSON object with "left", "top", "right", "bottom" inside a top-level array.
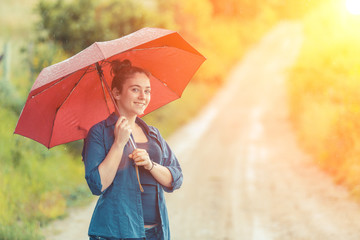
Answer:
[
  {"left": 57, "top": 66, "right": 91, "bottom": 109},
  {"left": 99, "top": 64, "right": 111, "bottom": 115},
  {"left": 47, "top": 65, "right": 91, "bottom": 147},
  {"left": 31, "top": 67, "right": 88, "bottom": 98},
  {"left": 151, "top": 74, "right": 181, "bottom": 97},
  {"left": 31, "top": 75, "right": 69, "bottom": 97}
]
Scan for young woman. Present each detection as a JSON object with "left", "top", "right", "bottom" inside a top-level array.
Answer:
[{"left": 82, "top": 59, "right": 183, "bottom": 240}]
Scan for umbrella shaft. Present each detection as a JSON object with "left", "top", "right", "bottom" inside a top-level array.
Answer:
[{"left": 95, "top": 62, "right": 143, "bottom": 192}]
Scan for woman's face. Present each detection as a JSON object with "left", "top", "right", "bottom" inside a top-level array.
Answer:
[{"left": 114, "top": 72, "right": 151, "bottom": 116}]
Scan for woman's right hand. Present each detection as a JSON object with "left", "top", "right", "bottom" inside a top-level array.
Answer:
[{"left": 114, "top": 116, "right": 132, "bottom": 147}]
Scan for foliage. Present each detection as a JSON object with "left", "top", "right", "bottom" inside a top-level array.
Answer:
[
  {"left": 0, "top": 103, "right": 90, "bottom": 238},
  {"left": 37, "top": 0, "right": 104, "bottom": 55},
  {"left": 36, "top": 0, "right": 176, "bottom": 55},
  {"left": 0, "top": 78, "right": 22, "bottom": 114},
  {"left": 288, "top": 0, "right": 360, "bottom": 199},
  {"left": 0, "top": 223, "right": 43, "bottom": 240}
]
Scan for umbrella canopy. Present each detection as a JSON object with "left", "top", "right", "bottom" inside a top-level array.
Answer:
[{"left": 14, "top": 27, "right": 206, "bottom": 148}]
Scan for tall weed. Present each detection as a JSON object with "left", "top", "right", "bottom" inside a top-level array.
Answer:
[{"left": 0, "top": 107, "right": 88, "bottom": 238}]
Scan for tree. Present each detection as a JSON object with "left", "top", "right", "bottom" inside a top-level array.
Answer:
[
  {"left": 37, "top": 0, "right": 104, "bottom": 55},
  {"left": 36, "top": 0, "right": 175, "bottom": 55}
]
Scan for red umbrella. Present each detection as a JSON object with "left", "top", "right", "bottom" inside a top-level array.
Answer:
[{"left": 14, "top": 27, "right": 206, "bottom": 149}]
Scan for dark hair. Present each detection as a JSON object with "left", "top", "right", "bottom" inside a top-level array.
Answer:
[{"left": 110, "top": 59, "right": 150, "bottom": 93}]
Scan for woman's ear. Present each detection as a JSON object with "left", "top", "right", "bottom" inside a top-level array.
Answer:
[{"left": 112, "top": 88, "right": 121, "bottom": 100}]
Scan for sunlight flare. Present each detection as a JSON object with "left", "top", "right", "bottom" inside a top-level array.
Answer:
[{"left": 346, "top": 0, "right": 360, "bottom": 15}]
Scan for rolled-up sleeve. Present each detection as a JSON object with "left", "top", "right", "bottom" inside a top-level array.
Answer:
[
  {"left": 82, "top": 125, "right": 106, "bottom": 196},
  {"left": 156, "top": 130, "right": 183, "bottom": 193}
]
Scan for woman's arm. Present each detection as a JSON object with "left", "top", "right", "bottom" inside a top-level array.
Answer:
[
  {"left": 130, "top": 148, "right": 172, "bottom": 187},
  {"left": 147, "top": 161, "right": 173, "bottom": 188},
  {"left": 98, "top": 117, "right": 131, "bottom": 191}
]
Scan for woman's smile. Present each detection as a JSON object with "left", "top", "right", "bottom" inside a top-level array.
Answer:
[{"left": 134, "top": 101, "right": 146, "bottom": 106}]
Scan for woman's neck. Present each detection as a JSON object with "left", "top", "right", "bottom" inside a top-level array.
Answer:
[{"left": 127, "top": 116, "right": 137, "bottom": 130}]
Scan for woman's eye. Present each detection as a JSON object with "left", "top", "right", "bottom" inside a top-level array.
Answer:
[
  {"left": 132, "top": 88, "right": 139, "bottom": 92},
  {"left": 145, "top": 90, "right": 151, "bottom": 94}
]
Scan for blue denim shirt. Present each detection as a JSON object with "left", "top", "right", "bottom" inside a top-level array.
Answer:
[{"left": 82, "top": 113, "right": 183, "bottom": 239}]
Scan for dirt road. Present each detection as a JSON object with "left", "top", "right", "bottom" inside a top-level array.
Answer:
[{"left": 43, "top": 21, "right": 360, "bottom": 240}]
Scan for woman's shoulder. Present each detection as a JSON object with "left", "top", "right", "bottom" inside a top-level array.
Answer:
[
  {"left": 89, "top": 119, "right": 106, "bottom": 132},
  {"left": 89, "top": 113, "right": 117, "bottom": 133},
  {"left": 148, "top": 124, "right": 160, "bottom": 134},
  {"left": 86, "top": 116, "right": 112, "bottom": 140}
]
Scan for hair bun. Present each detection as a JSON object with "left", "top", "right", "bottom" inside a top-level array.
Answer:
[{"left": 111, "top": 59, "right": 132, "bottom": 76}]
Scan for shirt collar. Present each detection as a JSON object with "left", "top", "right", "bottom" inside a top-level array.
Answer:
[{"left": 105, "top": 112, "right": 118, "bottom": 127}]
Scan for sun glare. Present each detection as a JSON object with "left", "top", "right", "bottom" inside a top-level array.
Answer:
[{"left": 346, "top": 0, "right": 360, "bottom": 15}]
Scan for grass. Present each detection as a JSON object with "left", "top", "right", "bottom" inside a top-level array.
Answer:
[{"left": 0, "top": 106, "right": 90, "bottom": 239}]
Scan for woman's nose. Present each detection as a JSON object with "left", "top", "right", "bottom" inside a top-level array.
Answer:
[{"left": 138, "top": 91, "right": 145, "bottom": 99}]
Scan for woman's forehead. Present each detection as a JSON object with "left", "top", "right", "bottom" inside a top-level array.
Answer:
[{"left": 125, "top": 72, "right": 151, "bottom": 87}]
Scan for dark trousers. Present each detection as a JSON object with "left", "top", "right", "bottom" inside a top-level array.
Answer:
[{"left": 89, "top": 224, "right": 162, "bottom": 240}]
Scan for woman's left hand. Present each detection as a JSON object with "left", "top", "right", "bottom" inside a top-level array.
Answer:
[{"left": 129, "top": 149, "right": 152, "bottom": 170}]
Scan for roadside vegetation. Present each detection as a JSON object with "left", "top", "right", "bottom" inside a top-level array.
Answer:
[
  {"left": 1, "top": 0, "right": 326, "bottom": 239},
  {"left": 288, "top": 0, "right": 360, "bottom": 201}
]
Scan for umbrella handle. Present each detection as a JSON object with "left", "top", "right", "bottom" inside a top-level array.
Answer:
[
  {"left": 135, "top": 166, "right": 144, "bottom": 192},
  {"left": 96, "top": 62, "right": 144, "bottom": 193},
  {"left": 129, "top": 136, "right": 144, "bottom": 193}
]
